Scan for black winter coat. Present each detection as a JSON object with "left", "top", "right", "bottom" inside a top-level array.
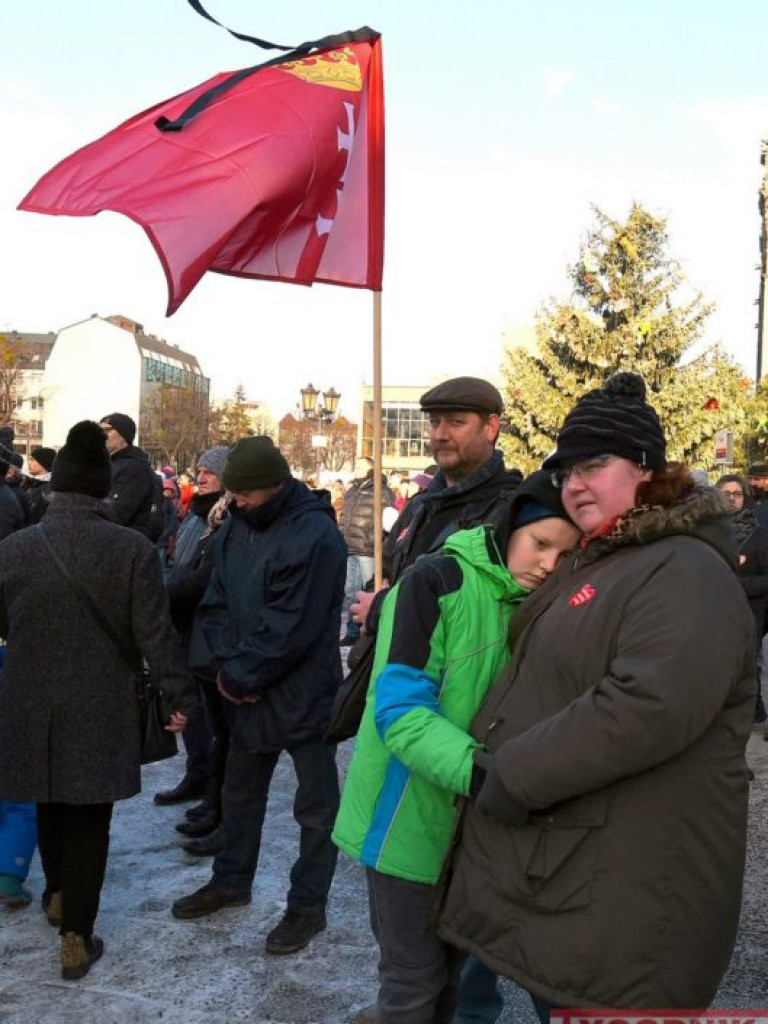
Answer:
[
  {"left": 0, "top": 494, "right": 197, "bottom": 804},
  {"left": 365, "top": 451, "right": 522, "bottom": 634},
  {"left": 734, "top": 516, "right": 768, "bottom": 643},
  {"left": 342, "top": 475, "right": 396, "bottom": 556},
  {"left": 189, "top": 479, "right": 347, "bottom": 752},
  {"left": 107, "top": 445, "right": 160, "bottom": 539},
  {"left": 0, "top": 480, "right": 25, "bottom": 541}
]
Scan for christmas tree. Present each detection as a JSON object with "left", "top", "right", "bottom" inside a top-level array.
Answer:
[{"left": 500, "top": 204, "right": 749, "bottom": 472}]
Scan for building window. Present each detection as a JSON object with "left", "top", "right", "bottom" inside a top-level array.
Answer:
[
  {"left": 30, "top": 398, "right": 37, "bottom": 410},
  {"left": 362, "top": 401, "right": 431, "bottom": 463}
]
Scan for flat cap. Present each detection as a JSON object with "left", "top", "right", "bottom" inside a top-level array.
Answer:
[{"left": 420, "top": 376, "right": 504, "bottom": 416}]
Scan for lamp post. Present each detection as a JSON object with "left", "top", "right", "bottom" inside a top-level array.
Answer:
[{"left": 299, "top": 383, "right": 341, "bottom": 479}]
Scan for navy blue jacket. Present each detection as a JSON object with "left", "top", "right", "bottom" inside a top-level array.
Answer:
[{"left": 190, "top": 479, "right": 347, "bottom": 752}]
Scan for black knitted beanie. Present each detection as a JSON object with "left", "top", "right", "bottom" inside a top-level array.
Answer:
[
  {"left": 543, "top": 372, "right": 666, "bottom": 470},
  {"left": 51, "top": 421, "right": 112, "bottom": 498}
]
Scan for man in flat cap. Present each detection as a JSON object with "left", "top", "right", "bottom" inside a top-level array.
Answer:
[
  {"left": 352, "top": 375, "right": 522, "bottom": 658},
  {"left": 99, "top": 413, "right": 164, "bottom": 541}
]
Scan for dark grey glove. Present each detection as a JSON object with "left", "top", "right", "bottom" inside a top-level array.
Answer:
[{"left": 473, "top": 750, "right": 530, "bottom": 826}]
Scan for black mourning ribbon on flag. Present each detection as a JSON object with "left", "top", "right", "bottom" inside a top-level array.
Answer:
[{"left": 156, "top": 0, "right": 380, "bottom": 133}]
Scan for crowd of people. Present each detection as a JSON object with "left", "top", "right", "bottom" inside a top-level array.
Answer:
[{"left": 0, "top": 378, "right": 760, "bottom": 1023}]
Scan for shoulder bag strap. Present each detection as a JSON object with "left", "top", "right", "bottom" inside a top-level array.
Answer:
[{"left": 36, "top": 524, "right": 139, "bottom": 670}]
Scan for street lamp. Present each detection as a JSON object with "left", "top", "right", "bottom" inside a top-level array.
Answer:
[{"left": 299, "top": 383, "right": 341, "bottom": 478}]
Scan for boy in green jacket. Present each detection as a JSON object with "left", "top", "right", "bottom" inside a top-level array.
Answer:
[{"left": 333, "top": 471, "right": 579, "bottom": 1024}]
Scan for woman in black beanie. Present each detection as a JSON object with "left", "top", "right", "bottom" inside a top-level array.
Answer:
[
  {"left": 0, "top": 421, "right": 196, "bottom": 981},
  {"left": 440, "top": 373, "right": 755, "bottom": 1016}
]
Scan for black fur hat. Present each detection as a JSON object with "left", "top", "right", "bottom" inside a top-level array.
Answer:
[{"left": 51, "top": 421, "right": 111, "bottom": 499}]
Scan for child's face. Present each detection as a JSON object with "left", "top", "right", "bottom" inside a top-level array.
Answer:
[{"left": 506, "top": 517, "right": 580, "bottom": 590}]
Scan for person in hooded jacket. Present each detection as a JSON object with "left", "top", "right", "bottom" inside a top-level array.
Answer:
[
  {"left": 715, "top": 473, "right": 768, "bottom": 724},
  {"left": 334, "top": 472, "right": 579, "bottom": 1024},
  {"left": 438, "top": 373, "right": 755, "bottom": 1017},
  {"left": 0, "top": 421, "right": 196, "bottom": 982},
  {"left": 172, "top": 436, "right": 348, "bottom": 957}
]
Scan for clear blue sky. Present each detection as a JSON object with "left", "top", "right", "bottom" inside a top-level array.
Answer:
[{"left": 3, "top": 0, "right": 768, "bottom": 418}]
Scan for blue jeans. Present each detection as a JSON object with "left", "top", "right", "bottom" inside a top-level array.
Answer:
[
  {"left": 343, "top": 555, "right": 375, "bottom": 638},
  {"left": 213, "top": 739, "right": 340, "bottom": 908},
  {"left": 453, "top": 957, "right": 504, "bottom": 1023}
]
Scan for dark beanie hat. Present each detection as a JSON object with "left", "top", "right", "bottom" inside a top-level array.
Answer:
[
  {"left": 31, "top": 446, "right": 56, "bottom": 472},
  {"left": 51, "top": 421, "right": 112, "bottom": 498},
  {"left": 222, "top": 436, "right": 291, "bottom": 491},
  {"left": 486, "top": 470, "right": 569, "bottom": 551},
  {"left": 748, "top": 461, "right": 768, "bottom": 479},
  {"left": 420, "top": 376, "right": 504, "bottom": 416},
  {"left": 100, "top": 412, "right": 136, "bottom": 446},
  {"left": 543, "top": 372, "right": 666, "bottom": 471}
]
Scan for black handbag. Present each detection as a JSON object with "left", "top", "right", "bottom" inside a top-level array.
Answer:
[
  {"left": 37, "top": 526, "right": 178, "bottom": 765},
  {"left": 325, "top": 632, "right": 377, "bottom": 743}
]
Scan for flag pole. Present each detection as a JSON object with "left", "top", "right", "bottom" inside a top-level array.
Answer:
[{"left": 373, "top": 290, "right": 384, "bottom": 589}]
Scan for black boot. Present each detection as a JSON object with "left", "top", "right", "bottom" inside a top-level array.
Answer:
[
  {"left": 153, "top": 777, "right": 207, "bottom": 805},
  {"left": 175, "top": 809, "right": 220, "bottom": 837},
  {"left": 265, "top": 906, "right": 327, "bottom": 954},
  {"left": 185, "top": 799, "right": 215, "bottom": 820},
  {"left": 182, "top": 825, "right": 225, "bottom": 858},
  {"left": 171, "top": 880, "right": 251, "bottom": 920}
]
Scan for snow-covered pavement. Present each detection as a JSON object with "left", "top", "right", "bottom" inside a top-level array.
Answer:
[{"left": 2, "top": 730, "right": 768, "bottom": 1023}]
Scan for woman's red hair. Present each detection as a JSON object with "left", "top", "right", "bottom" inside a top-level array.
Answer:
[{"left": 635, "top": 462, "right": 695, "bottom": 507}]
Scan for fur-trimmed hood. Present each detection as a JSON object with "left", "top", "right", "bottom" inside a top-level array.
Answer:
[{"left": 587, "top": 486, "right": 737, "bottom": 567}]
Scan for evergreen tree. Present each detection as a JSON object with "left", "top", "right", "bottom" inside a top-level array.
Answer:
[{"left": 500, "top": 204, "right": 749, "bottom": 472}]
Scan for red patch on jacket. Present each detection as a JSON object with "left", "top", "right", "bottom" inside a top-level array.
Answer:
[{"left": 568, "top": 584, "right": 596, "bottom": 607}]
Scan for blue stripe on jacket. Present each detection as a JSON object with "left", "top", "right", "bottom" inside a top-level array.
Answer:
[
  {"left": 374, "top": 663, "right": 445, "bottom": 740},
  {"left": 360, "top": 755, "right": 411, "bottom": 868}
]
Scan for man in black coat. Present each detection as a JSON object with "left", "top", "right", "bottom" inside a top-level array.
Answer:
[
  {"left": 99, "top": 413, "right": 163, "bottom": 541},
  {"left": 172, "top": 437, "right": 347, "bottom": 957},
  {"left": 352, "top": 376, "right": 523, "bottom": 636},
  {"left": 22, "top": 445, "right": 56, "bottom": 524}
]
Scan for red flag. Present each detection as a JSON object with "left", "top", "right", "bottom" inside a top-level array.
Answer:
[{"left": 19, "top": 31, "right": 384, "bottom": 315}]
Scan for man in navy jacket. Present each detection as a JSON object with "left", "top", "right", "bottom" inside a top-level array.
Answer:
[{"left": 173, "top": 437, "right": 347, "bottom": 956}]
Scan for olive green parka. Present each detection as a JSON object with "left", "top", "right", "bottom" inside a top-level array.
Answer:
[{"left": 439, "top": 488, "right": 754, "bottom": 1009}]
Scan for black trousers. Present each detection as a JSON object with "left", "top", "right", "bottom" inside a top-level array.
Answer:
[
  {"left": 199, "top": 677, "right": 230, "bottom": 810},
  {"left": 36, "top": 801, "right": 113, "bottom": 936}
]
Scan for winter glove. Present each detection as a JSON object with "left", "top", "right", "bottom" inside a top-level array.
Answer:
[{"left": 473, "top": 749, "right": 530, "bottom": 826}]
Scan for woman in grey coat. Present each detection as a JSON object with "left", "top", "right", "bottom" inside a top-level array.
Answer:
[
  {"left": 439, "top": 375, "right": 755, "bottom": 1016},
  {"left": 0, "top": 421, "right": 196, "bottom": 980}
]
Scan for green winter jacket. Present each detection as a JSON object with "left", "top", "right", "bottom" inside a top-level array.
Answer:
[{"left": 333, "top": 524, "right": 528, "bottom": 884}]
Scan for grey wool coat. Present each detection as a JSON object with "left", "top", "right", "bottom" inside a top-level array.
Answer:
[
  {"left": 0, "top": 493, "right": 197, "bottom": 804},
  {"left": 439, "top": 487, "right": 755, "bottom": 1010}
]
